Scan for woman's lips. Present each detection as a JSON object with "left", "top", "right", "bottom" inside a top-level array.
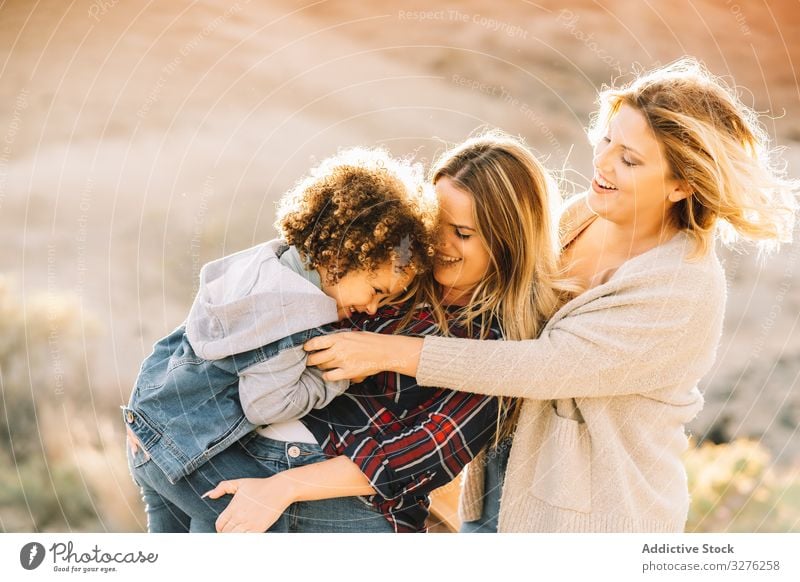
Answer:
[
  {"left": 593, "top": 172, "right": 618, "bottom": 193},
  {"left": 435, "top": 254, "right": 462, "bottom": 267}
]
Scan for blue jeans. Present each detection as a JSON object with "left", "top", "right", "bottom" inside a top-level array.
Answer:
[
  {"left": 127, "top": 434, "right": 393, "bottom": 533},
  {"left": 459, "top": 438, "right": 512, "bottom": 533}
]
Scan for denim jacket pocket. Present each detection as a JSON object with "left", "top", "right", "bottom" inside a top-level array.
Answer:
[
  {"left": 126, "top": 441, "right": 151, "bottom": 471},
  {"left": 529, "top": 402, "right": 592, "bottom": 513},
  {"left": 137, "top": 348, "right": 205, "bottom": 391}
]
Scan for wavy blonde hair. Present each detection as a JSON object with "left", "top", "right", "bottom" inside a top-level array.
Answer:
[
  {"left": 411, "top": 131, "right": 573, "bottom": 441},
  {"left": 589, "top": 57, "right": 798, "bottom": 258}
]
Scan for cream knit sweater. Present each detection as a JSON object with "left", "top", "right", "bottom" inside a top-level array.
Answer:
[{"left": 417, "top": 195, "right": 726, "bottom": 532}]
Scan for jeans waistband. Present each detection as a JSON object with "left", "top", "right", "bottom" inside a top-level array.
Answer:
[{"left": 240, "top": 433, "right": 325, "bottom": 463}]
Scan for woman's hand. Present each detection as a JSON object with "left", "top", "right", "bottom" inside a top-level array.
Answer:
[
  {"left": 205, "top": 457, "right": 377, "bottom": 532},
  {"left": 203, "top": 475, "right": 296, "bottom": 533},
  {"left": 304, "top": 331, "right": 424, "bottom": 380},
  {"left": 126, "top": 426, "right": 149, "bottom": 460}
]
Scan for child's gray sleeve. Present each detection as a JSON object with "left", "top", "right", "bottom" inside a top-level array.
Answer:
[{"left": 238, "top": 345, "right": 349, "bottom": 425}]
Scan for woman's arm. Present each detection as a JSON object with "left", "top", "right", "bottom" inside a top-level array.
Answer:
[
  {"left": 204, "top": 456, "right": 375, "bottom": 533},
  {"left": 307, "top": 268, "right": 723, "bottom": 400},
  {"left": 415, "top": 275, "right": 723, "bottom": 399}
]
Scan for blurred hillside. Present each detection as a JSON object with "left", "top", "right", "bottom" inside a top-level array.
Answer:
[{"left": 0, "top": 0, "right": 798, "bottom": 531}]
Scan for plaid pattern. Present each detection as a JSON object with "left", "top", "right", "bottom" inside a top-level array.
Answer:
[{"left": 302, "top": 303, "right": 504, "bottom": 532}]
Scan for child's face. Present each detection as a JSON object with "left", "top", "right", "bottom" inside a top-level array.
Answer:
[{"left": 321, "top": 263, "right": 414, "bottom": 320}]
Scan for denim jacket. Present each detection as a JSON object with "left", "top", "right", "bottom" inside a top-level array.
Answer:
[{"left": 122, "top": 240, "right": 346, "bottom": 484}]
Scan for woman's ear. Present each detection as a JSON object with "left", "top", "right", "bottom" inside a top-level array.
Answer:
[{"left": 668, "top": 182, "right": 692, "bottom": 203}]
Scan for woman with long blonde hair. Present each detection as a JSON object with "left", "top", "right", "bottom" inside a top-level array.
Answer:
[
  {"left": 417, "top": 132, "right": 572, "bottom": 443},
  {"left": 301, "top": 58, "right": 798, "bottom": 532}
]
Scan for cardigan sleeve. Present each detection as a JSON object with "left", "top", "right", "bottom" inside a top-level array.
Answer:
[{"left": 417, "top": 265, "right": 725, "bottom": 400}]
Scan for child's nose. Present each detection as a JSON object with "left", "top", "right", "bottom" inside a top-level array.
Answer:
[{"left": 365, "top": 301, "right": 378, "bottom": 315}]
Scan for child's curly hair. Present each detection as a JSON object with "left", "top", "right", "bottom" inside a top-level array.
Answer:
[{"left": 276, "top": 148, "right": 437, "bottom": 285}]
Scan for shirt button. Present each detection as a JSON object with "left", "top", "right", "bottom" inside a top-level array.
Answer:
[
  {"left": 126, "top": 411, "right": 135, "bottom": 424},
  {"left": 287, "top": 445, "right": 301, "bottom": 458}
]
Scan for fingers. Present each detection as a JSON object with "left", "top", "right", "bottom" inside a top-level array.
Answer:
[
  {"left": 303, "top": 335, "right": 335, "bottom": 352},
  {"left": 215, "top": 504, "right": 254, "bottom": 533},
  {"left": 306, "top": 349, "right": 337, "bottom": 368},
  {"left": 126, "top": 426, "right": 149, "bottom": 459},
  {"left": 216, "top": 509, "right": 232, "bottom": 533},
  {"left": 220, "top": 522, "right": 252, "bottom": 533},
  {"left": 202, "top": 480, "right": 238, "bottom": 500},
  {"left": 125, "top": 427, "right": 137, "bottom": 453}
]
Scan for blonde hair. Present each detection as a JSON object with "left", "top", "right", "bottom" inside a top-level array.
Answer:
[
  {"left": 589, "top": 57, "right": 798, "bottom": 258},
  {"left": 415, "top": 130, "right": 573, "bottom": 441}
]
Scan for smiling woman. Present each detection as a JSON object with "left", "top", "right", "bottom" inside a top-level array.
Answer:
[
  {"left": 432, "top": 177, "right": 491, "bottom": 306},
  {"left": 587, "top": 62, "right": 796, "bottom": 258}
]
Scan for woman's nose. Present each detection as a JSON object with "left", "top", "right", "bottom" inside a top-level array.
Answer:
[
  {"left": 592, "top": 143, "right": 611, "bottom": 172},
  {"left": 436, "top": 231, "right": 453, "bottom": 251}
]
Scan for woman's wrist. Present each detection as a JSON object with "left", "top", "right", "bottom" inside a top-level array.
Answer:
[
  {"left": 273, "top": 470, "right": 303, "bottom": 504},
  {"left": 386, "top": 335, "right": 423, "bottom": 376},
  {"left": 275, "top": 456, "right": 376, "bottom": 504}
]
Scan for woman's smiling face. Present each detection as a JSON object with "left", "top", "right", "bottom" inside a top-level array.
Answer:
[
  {"left": 433, "top": 176, "right": 491, "bottom": 305},
  {"left": 590, "top": 104, "right": 689, "bottom": 230}
]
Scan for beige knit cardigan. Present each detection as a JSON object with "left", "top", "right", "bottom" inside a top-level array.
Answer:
[{"left": 417, "top": 195, "right": 726, "bottom": 532}]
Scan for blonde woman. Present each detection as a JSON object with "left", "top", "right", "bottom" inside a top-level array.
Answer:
[
  {"left": 201, "top": 132, "right": 569, "bottom": 532},
  {"left": 302, "top": 58, "right": 798, "bottom": 532}
]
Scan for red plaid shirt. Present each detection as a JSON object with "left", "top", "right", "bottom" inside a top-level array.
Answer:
[{"left": 301, "top": 303, "right": 504, "bottom": 532}]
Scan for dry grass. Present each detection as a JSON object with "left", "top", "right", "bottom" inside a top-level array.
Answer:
[{"left": 686, "top": 439, "right": 800, "bottom": 532}]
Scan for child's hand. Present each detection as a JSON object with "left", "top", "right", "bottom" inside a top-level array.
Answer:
[{"left": 203, "top": 476, "right": 295, "bottom": 533}]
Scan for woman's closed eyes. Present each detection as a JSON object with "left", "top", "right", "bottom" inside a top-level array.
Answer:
[{"left": 601, "top": 136, "right": 641, "bottom": 167}]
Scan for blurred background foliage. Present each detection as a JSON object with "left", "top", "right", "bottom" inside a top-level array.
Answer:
[
  {"left": 685, "top": 440, "right": 800, "bottom": 533},
  {"left": 0, "top": 278, "right": 141, "bottom": 532}
]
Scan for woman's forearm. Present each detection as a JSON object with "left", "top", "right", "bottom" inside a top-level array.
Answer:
[{"left": 282, "top": 456, "right": 376, "bottom": 502}]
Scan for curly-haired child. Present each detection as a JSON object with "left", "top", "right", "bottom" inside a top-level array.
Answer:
[{"left": 122, "top": 148, "right": 435, "bottom": 531}]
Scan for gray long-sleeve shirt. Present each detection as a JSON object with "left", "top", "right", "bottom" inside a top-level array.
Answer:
[{"left": 184, "top": 240, "right": 348, "bottom": 425}]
